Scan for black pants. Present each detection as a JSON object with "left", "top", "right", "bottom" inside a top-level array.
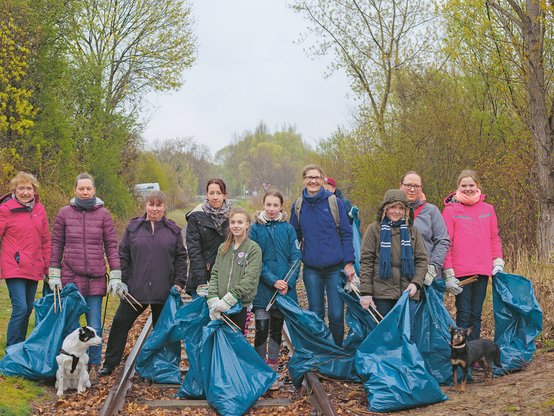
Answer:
[
  {"left": 103, "top": 301, "right": 163, "bottom": 369},
  {"left": 227, "top": 307, "right": 248, "bottom": 333}
]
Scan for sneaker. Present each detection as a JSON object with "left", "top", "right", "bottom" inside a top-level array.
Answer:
[
  {"left": 269, "top": 364, "right": 282, "bottom": 391},
  {"left": 99, "top": 366, "right": 113, "bottom": 376},
  {"left": 88, "top": 365, "right": 99, "bottom": 386}
]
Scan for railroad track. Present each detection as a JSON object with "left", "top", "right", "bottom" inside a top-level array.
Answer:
[{"left": 97, "top": 305, "right": 338, "bottom": 415}]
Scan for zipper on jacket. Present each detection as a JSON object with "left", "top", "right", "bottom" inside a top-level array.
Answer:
[
  {"left": 82, "top": 211, "right": 89, "bottom": 276},
  {"left": 227, "top": 251, "right": 235, "bottom": 293}
]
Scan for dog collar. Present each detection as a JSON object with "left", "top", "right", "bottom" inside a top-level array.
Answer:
[
  {"left": 451, "top": 343, "right": 466, "bottom": 349},
  {"left": 60, "top": 348, "right": 80, "bottom": 373}
]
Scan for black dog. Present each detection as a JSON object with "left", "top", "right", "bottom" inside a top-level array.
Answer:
[{"left": 449, "top": 326, "right": 502, "bottom": 393}]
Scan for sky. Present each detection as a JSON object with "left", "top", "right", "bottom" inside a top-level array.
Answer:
[{"left": 142, "top": 0, "right": 354, "bottom": 156}]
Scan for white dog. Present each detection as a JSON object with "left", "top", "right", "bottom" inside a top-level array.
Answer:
[{"left": 55, "top": 326, "right": 102, "bottom": 396}]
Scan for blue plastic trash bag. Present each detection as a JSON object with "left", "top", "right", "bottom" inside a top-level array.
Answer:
[
  {"left": 0, "top": 283, "right": 88, "bottom": 380},
  {"left": 199, "top": 303, "right": 276, "bottom": 416},
  {"left": 337, "top": 282, "right": 377, "bottom": 353},
  {"left": 177, "top": 296, "right": 211, "bottom": 399},
  {"left": 412, "top": 280, "right": 457, "bottom": 385},
  {"left": 351, "top": 206, "right": 362, "bottom": 275},
  {"left": 136, "top": 287, "right": 183, "bottom": 384},
  {"left": 34, "top": 291, "right": 55, "bottom": 326},
  {"left": 355, "top": 292, "right": 447, "bottom": 412},
  {"left": 277, "top": 295, "right": 358, "bottom": 388},
  {"left": 493, "top": 272, "right": 542, "bottom": 374}
]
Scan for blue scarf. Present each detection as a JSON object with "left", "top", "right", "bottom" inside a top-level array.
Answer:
[{"left": 379, "top": 217, "right": 415, "bottom": 279}]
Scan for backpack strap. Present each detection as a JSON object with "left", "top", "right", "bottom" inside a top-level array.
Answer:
[{"left": 295, "top": 195, "right": 340, "bottom": 229}]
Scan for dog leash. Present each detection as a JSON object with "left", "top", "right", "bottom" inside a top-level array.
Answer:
[{"left": 101, "top": 273, "right": 110, "bottom": 335}]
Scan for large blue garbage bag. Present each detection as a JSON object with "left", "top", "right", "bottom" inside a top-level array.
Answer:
[
  {"left": 0, "top": 283, "right": 88, "bottom": 380},
  {"left": 355, "top": 292, "right": 447, "bottom": 412},
  {"left": 493, "top": 272, "right": 542, "bottom": 374},
  {"left": 351, "top": 206, "right": 362, "bottom": 275},
  {"left": 412, "top": 280, "right": 456, "bottom": 385},
  {"left": 136, "top": 287, "right": 183, "bottom": 384},
  {"left": 177, "top": 296, "right": 210, "bottom": 399},
  {"left": 338, "top": 282, "right": 378, "bottom": 353},
  {"left": 34, "top": 291, "right": 55, "bottom": 326},
  {"left": 277, "top": 295, "right": 358, "bottom": 388},
  {"left": 199, "top": 303, "right": 276, "bottom": 416}
]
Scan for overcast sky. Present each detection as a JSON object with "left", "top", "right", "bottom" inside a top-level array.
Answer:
[{"left": 142, "top": 0, "right": 354, "bottom": 156}]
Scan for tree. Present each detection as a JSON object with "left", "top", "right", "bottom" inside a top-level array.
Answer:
[
  {"left": 65, "top": 0, "right": 196, "bottom": 114},
  {"left": 292, "top": 0, "right": 435, "bottom": 138},
  {"left": 443, "top": 0, "right": 554, "bottom": 260}
]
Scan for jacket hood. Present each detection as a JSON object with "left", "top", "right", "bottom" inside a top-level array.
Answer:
[
  {"left": 185, "top": 203, "right": 204, "bottom": 220},
  {"left": 253, "top": 210, "right": 288, "bottom": 224},
  {"left": 443, "top": 191, "right": 487, "bottom": 207},
  {"left": 0, "top": 192, "right": 42, "bottom": 206},
  {"left": 376, "top": 189, "right": 413, "bottom": 224},
  {"left": 69, "top": 196, "right": 105, "bottom": 209}
]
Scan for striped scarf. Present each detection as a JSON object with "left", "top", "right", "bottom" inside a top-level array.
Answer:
[{"left": 379, "top": 217, "right": 415, "bottom": 280}]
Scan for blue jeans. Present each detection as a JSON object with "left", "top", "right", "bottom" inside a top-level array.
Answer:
[
  {"left": 455, "top": 274, "right": 488, "bottom": 341},
  {"left": 302, "top": 265, "right": 344, "bottom": 346},
  {"left": 374, "top": 298, "right": 418, "bottom": 342},
  {"left": 5, "top": 278, "right": 38, "bottom": 347},
  {"left": 85, "top": 295, "right": 103, "bottom": 365}
]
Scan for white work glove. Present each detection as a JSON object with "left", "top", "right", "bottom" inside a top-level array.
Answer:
[
  {"left": 404, "top": 283, "right": 418, "bottom": 297},
  {"left": 106, "top": 270, "right": 123, "bottom": 296},
  {"left": 423, "top": 265, "right": 437, "bottom": 286},
  {"left": 359, "top": 295, "right": 376, "bottom": 311},
  {"left": 344, "top": 274, "right": 361, "bottom": 293},
  {"left": 196, "top": 284, "right": 209, "bottom": 297},
  {"left": 492, "top": 258, "right": 505, "bottom": 276},
  {"left": 48, "top": 267, "right": 63, "bottom": 291},
  {"left": 207, "top": 297, "right": 221, "bottom": 320},
  {"left": 444, "top": 268, "right": 463, "bottom": 295},
  {"left": 213, "top": 292, "right": 238, "bottom": 314},
  {"left": 116, "top": 282, "right": 129, "bottom": 298}
]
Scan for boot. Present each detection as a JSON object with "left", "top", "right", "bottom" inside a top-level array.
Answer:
[
  {"left": 88, "top": 364, "right": 100, "bottom": 386},
  {"left": 269, "top": 363, "right": 283, "bottom": 391}
]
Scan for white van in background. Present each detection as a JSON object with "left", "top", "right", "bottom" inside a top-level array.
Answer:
[{"left": 134, "top": 182, "right": 160, "bottom": 198}]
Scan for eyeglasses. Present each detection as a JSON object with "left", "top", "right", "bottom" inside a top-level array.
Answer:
[
  {"left": 402, "top": 183, "right": 422, "bottom": 190},
  {"left": 304, "top": 176, "right": 322, "bottom": 182}
]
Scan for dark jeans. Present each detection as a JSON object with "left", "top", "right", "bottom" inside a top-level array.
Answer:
[
  {"left": 374, "top": 298, "right": 418, "bottom": 342},
  {"left": 103, "top": 301, "right": 164, "bottom": 369},
  {"left": 455, "top": 274, "right": 488, "bottom": 341},
  {"left": 227, "top": 307, "right": 248, "bottom": 334},
  {"left": 5, "top": 278, "right": 38, "bottom": 347},
  {"left": 302, "top": 265, "right": 344, "bottom": 346}
]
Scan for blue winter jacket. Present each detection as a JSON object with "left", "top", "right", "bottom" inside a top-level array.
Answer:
[
  {"left": 250, "top": 212, "right": 302, "bottom": 309},
  {"left": 290, "top": 187, "right": 355, "bottom": 269}
]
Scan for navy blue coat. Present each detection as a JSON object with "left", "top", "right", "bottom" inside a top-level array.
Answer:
[
  {"left": 250, "top": 214, "right": 302, "bottom": 309},
  {"left": 119, "top": 215, "right": 187, "bottom": 304},
  {"left": 290, "top": 187, "right": 355, "bottom": 269}
]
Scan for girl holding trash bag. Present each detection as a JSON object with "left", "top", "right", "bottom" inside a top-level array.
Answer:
[
  {"left": 442, "top": 169, "right": 504, "bottom": 341},
  {"left": 250, "top": 191, "right": 301, "bottom": 390},
  {"left": 359, "top": 189, "right": 428, "bottom": 337},
  {"left": 185, "top": 178, "right": 230, "bottom": 298},
  {"left": 207, "top": 208, "right": 262, "bottom": 333},
  {"left": 399, "top": 171, "right": 450, "bottom": 287},
  {"left": 0, "top": 172, "right": 51, "bottom": 348},
  {"left": 49, "top": 173, "right": 120, "bottom": 384},
  {"left": 100, "top": 190, "right": 187, "bottom": 376}
]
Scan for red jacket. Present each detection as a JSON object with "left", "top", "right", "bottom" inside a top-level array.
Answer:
[
  {"left": 50, "top": 199, "right": 120, "bottom": 296},
  {"left": 0, "top": 193, "right": 51, "bottom": 281},
  {"left": 442, "top": 192, "right": 503, "bottom": 277}
]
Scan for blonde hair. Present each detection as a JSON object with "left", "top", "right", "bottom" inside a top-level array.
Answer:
[
  {"left": 302, "top": 164, "right": 325, "bottom": 179},
  {"left": 221, "top": 208, "right": 251, "bottom": 255},
  {"left": 74, "top": 173, "right": 95, "bottom": 188},
  {"left": 457, "top": 169, "right": 480, "bottom": 187},
  {"left": 10, "top": 172, "right": 39, "bottom": 193}
]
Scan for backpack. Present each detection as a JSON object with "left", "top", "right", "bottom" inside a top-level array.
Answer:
[{"left": 295, "top": 194, "right": 340, "bottom": 230}]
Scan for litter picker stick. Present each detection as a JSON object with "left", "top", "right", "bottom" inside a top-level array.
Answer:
[
  {"left": 53, "top": 287, "right": 57, "bottom": 314},
  {"left": 458, "top": 275, "right": 479, "bottom": 287},
  {"left": 221, "top": 314, "right": 241, "bottom": 332},
  {"left": 265, "top": 258, "right": 302, "bottom": 312},
  {"left": 351, "top": 289, "right": 381, "bottom": 324},
  {"left": 124, "top": 291, "right": 143, "bottom": 309},
  {"left": 370, "top": 305, "right": 384, "bottom": 321},
  {"left": 57, "top": 287, "right": 62, "bottom": 312},
  {"left": 121, "top": 292, "right": 139, "bottom": 312}
]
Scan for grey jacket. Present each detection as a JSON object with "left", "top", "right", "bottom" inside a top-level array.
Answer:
[{"left": 413, "top": 201, "right": 450, "bottom": 277}]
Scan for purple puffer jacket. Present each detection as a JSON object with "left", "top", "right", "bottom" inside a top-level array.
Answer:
[{"left": 50, "top": 198, "right": 120, "bottom": 296}]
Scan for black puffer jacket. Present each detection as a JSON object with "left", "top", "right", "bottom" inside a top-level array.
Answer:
[{"left": 185, "top": 204, "right": 228, "bottom": 290}]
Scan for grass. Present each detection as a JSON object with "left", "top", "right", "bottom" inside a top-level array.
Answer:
[{"left": 0, "top": 376, "right": 44, "bottom": 416}]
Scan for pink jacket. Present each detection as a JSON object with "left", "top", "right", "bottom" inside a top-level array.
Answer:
[
  {"left": 442, "top": 192, "right": 503, "bottom": 277},
  {"left": 0, "top": 193, "right": 51, "bottom": 281}
]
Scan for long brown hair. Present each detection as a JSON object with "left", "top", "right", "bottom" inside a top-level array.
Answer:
[{"left": 220, "top": 208, "right": 251, "bottom": 255}]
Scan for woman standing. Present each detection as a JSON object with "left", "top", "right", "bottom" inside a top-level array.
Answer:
[
  {"left": 399, "top": 171, "right": 450, "bottom": 286},
  {"left": 100, "top": 191, "right": 187, "bottom": 376},
  {"left": 290, "top": 164, "right": 355, "bottom": 347},
  {"left": 0, "top": 172, "right": 51, "bottom": 348},
  {"left": 359, "top": 189, "right": 428, "bottom": 337},
  {"left": 185, "top": 179, "right": 230, "bottom": 297},
  {"left": 49, "top": 173, "right": 120, "bottom": 383},
  {"left": 250, "top": 191, "right": 301, "bottom": 389},
  {"left": 207, "top": 208, "right": 262, "bottom": 333},
  {"left": 442, "top": 170, "right": 504, "bottom": 341}
]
